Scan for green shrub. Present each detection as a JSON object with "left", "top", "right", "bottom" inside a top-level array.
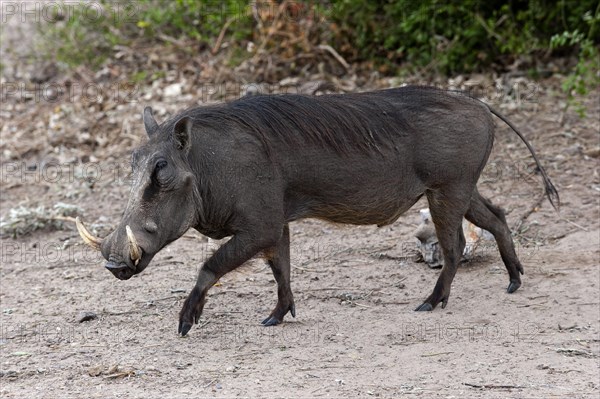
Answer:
[
  {"left": 551, "top": 8, "right": 600, "bottom": 116},
  {"left": 328, "top": 0, "right": 600, "bottom": 74},
  {"left": 41, "top": 0, "right": 253, "bottom": 69},
  {"left": 135, "top": 0, "right": 252, "bottom": 45},
  {"left": 41, "top": 0, "right": 137, "bottom": 68},
  {"left": 39, "top": 0, "right": 599, "bottom": 81}
]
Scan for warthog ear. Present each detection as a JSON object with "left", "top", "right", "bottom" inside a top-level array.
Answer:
[
  {"left": 143, "top": 106, "right": 159, "bottom": 137},
  {"left": 173, "top": 116, "right": 192, "bottom": 153}
]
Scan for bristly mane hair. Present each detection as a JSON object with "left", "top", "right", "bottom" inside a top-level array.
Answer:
[{"left": 172, "top": 86, "right": 461, "bottom": 156}]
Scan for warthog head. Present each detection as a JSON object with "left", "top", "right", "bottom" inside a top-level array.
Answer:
[{"left": 77, "top": 107, "right": 198, "bottom": 280}]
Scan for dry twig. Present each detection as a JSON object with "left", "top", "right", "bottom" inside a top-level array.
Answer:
[{"left": 317, "top": 44, "right": 350, "bottom": 71}]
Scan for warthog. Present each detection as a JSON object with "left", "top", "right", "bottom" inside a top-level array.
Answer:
[{"left": 77, "top": 86, "right": 558, "bottom": 336}]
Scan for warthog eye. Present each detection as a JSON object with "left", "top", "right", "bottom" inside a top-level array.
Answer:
[
  {"left": 155, "top": 160, "right": 167, "bottom": 171},
  {"left": 152, "top": 159, "right": 169, "bottom": 186}
]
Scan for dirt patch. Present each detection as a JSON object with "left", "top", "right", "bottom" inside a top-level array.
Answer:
[{"left": 2, "top": 85, "right": 599, "bottom": 398}]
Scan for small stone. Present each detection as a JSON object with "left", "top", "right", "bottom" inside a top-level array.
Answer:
[
  {"left": 584, "top": 147, "right": 600, "bottom": 158},
  {"left": 88, "top": 365, "right": 103, "bottom": 377},
  {"left": 0, "top": 370, "right": 18, "bottom": 379},
  {"left": 78, "top": 311, "right": 98, "bottom": 323},
  {"left": 164, "top": 83, "right": 182, "bottom": 98}
]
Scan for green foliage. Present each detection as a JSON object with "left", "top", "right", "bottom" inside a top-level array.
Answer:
[
  {"left": 551, "top": 8, "right": 600, "bottom": 117},
  {"left": 135, "top": 0, "right": 253, "bottom": 44},
  {"left": 41, "top": 0, "right": 137, "bottom": 68},
  {"left": 40, "top": 0, "right": 599, "bottom": 100},
  {"left": 41, "top": 0, "right": 253, "bottom": 69},
  {"left": 131, "top": 70, "right": 148, "bottom": 84},
  {"left": 329, "top": 0, "right": 600, "bottom": 74}
]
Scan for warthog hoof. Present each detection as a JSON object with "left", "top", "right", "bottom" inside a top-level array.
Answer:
[
  {"left": 414, "top": 303, "right": 433, "bottom": 311},
  {"left": 178, "top": 321, "right": 193, "bottom": 337},
  {"left": 507, "top": 280, "right": 521, "bottom": 293},
  {"left": 261, "top": 303, "right": 296, "bottom": 326}
]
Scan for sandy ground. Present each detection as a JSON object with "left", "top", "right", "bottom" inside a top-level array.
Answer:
[
  {"left": 1, "top": 89, "right": 599, "bottom": 398},
  {"left": 1, "top": 7, "right": 599, "bottom": 398}
]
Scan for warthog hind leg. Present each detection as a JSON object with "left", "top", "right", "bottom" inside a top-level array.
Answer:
[
  {"left": 465, "top": 189, "right": 523, "bottom": 293},
  {"left": 415, "top": 187, "right": 471, "bottom": 311}
]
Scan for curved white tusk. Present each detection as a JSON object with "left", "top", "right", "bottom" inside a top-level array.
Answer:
[
  {"left": 75, "top": 217, "right": 102, "bottom": 251},
  {"left": 126, "top": 225, "right": 141, "bottom": 265}
]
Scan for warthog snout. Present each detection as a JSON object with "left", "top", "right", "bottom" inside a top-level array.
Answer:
[
  {"left": 76, "top": 217, "right": 147, "bottom": 278},
  {"left": 105, "top": 260, "right": 136, "bottom": 280}
]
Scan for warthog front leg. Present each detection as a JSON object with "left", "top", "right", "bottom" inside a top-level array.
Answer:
[
  {"left": 262, "top": 224, "right": 295, "bottom": 326},
  {"left": 179, "top": 230, "right": 281, "bottom": 336}
]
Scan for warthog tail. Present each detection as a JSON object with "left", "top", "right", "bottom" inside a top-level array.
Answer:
[{"left": 488, "top": 106, "right": 560, "bottom": 210}]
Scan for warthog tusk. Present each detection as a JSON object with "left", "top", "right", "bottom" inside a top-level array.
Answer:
[
  {"left": 75, "top": 217, "right": 102, "bottom": 251},
  {"left": 126, "top": 225, "right": 141, "bottom": 265}
]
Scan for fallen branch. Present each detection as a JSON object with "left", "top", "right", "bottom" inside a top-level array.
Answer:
[
  {"left": 421, "top": 351, "right": 454, "bottom": 357},
  {"left": 318, "top": 44, "right": 350, "bottom": 70},
  {"left": 560, "top": 217, "right": 589, "bottom": 232},
  {"left": 464, "top": 382, "right": 525, "bottom": 389},
  {"left": 554, "top": 347, "right": 595, "bottom": 357},
  {"left": 292, "top": 265, "right": 327, "bottom": 273},
  {"left": 212, "top": 17, "right": 236, "bottom": 55},
  {"left": 157, "top": 33, "right": 187, "bottom": 49},
  {"left": 513, "top": 191, "right": 545, "bottom": 232},
  {"left": 103, "top": 369, "right": 136, "bottom": 379},
  {"left": 136, "top": 295, "right": 180, "bottom": 305}
]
